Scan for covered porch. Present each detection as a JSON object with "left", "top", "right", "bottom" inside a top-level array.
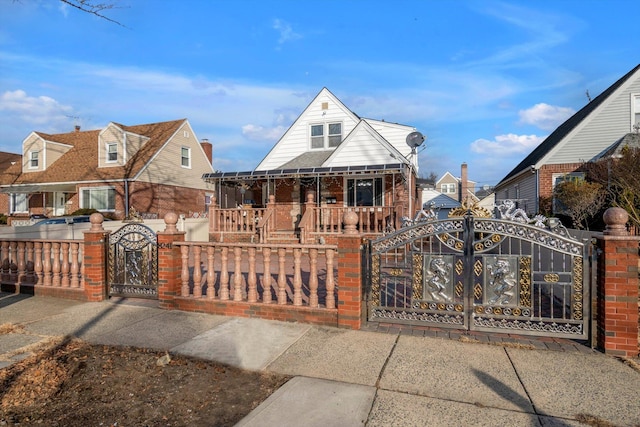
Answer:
[
  {"left": 1, "top": 183, "right": 78, "bottom": 225},
  {"left": 202, "top": 163, "right": 418, "bottom": 244}
]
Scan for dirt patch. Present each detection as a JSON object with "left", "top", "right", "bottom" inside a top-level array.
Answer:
[{"left": 0, "top": 338, "right": 290, "bottom": 426}]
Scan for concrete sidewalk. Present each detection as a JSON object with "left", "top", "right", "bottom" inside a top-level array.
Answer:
[{"left": 1, "top": 293, "right": 639, "bottom": 427}]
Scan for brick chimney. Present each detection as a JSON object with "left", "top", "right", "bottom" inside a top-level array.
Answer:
[
  {"left": 460, "top": 162, "right": 468, "bottom": 203},
  {"left": 200, "top": 138, "right": 213, "bottom": 164},
  {"left": 74, "top": 125, "right": 81, "bottom": 132}
]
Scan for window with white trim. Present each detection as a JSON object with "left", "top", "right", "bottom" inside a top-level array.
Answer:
[
  {"left": 310, "top": 122, "right": 342, "bottom": 149},
  {"left": 346, "top": 177, "right": 383, "bottom": 206},
  {"left": 552, "top": 172, "right": 584, "bottom": 213},
  {"left": 632, "top": 94, "right": 640, "bottom": 132},
  {"left": 440, "top": 183, "right": 456, "bottom": 194},
  {"left": 29, "top": 151, "right": 39, "bottom": 169},
  {"left": 10, "top": 193, "right": 28, "bottom": 213},
  {"left": 181, "top": 147, "right": 191, "bottom": 168},
  {"left": 107, "top": 143, "right": 118, "bottom": 162},
  {"left": 80, "top": 187, "right": 116, "bottom": 211}
]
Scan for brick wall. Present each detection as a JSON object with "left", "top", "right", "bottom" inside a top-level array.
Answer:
[
  {"left": 596, "top": 235, "right": 640, "bottom": 357},
  {"left": 538, "top": 163, "right": 584, "bottom": 198}
]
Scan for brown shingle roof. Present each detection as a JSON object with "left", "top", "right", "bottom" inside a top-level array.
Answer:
[{"left": 0, "top": 119, "right": 186, "bottom": 186}]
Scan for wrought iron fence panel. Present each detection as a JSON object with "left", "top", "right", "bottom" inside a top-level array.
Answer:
[
  {"left": 108, "top": 223, "right": 158, "bottom": 299},
  {"left": 366, "top": 212, "right": 592, "bottom": 339}
]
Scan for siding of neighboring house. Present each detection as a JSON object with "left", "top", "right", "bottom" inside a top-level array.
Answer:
[
  {"left": 44, "top": 141, "right": 73, "bottom": 171},
  {"left": 98, "top": 125, "right": 124, "bottom": 168},
  {"left": 547, "top": 77, "right": 640, "bottom": 165},
  {"left": 136, "top": 122, "right": 214, "bottom": 190},
  {"left": 22, "top": 135, "right": 45, "bottom": 172}
]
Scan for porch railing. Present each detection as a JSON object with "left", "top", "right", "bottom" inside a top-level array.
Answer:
[
  {"left": 311, "top": 206, "right": 398, "bottom": 235},
  {"left": 210, "top": 206, "right": 266, "bottom": 236},
  {"left": 175, "top": 242, "right": 337, "bottom": 309},
  {"left": 0, "top": 239, "right": 84, "bottom": 289}
]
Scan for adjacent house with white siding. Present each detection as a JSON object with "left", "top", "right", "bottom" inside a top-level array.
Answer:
[
  {"left": 0, "top": 119, "right": 215, "bottom": 221},
  {"left": 203, "top": 87, "right": 422, "bottom": 240},
  {"left": 494, "top": 63, "right": 640, "bottom": 215}
]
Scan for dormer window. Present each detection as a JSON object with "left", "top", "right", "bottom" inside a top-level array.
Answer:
[
  {"left": 107, "top": 143, "right": 118, "bottom": 162},
  {"left": 29, "top": 151, "right": 39, "bottom": 168},
  {"left": 310, "top": 122, "right": 342, "bottom": 149}
]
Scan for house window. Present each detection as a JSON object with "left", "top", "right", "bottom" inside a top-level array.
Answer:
[
  {"left": 29, "top": 151, "right": 39, "bottom": 168},
  {"left": 347, "top": 177, "right": 383, "bottom": 206},
  {"left": 107, "top": 143, "right": 118, "bottom": 162},
  {"left": 181, "top": 147, "right": 191, "bottom": 168},
  {"left": 80, "top": 187, "right": 116, "bottom": 211},
  {"left": 441, "top": 183, "right": 456, "bottom": 194},
  {"left": 310, "top": 122, "right": 342, "bottom": 149},
  {"left": 632, "top": 94, "right": 640, "bottom": 131},
  {"left": 552, "top": 172, "right": 584, "bottom": 212},
  {"left": 328, "top": 123, "right": 342, "bottom": 147},
  {"left": 10, "top": 193, "right": 28, "bottom": 213},
  {"left": 310, "top": 125, "right": 324, "bottom": 149}
]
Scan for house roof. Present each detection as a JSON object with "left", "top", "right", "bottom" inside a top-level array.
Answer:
[
  {"left": 0, "top": 119, "right": 186, "bottom": 188},
  {"left": 279, "top": 151, "right": 334, "bottom": 169},
  {"left": 498, "top": 63, "right": 640, "bottom": 186},
  {"left": 0, "top": 152, "right": 21, "bottom": 173},
  {"left": 595, "top": 132, "right": 640, "bottom": 160},
  {"left": 421, "top": 189, "right": 460, "bottom": 209}
]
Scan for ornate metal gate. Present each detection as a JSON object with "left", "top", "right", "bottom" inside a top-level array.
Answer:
[
  {"left": 108, "top": 223, "right": 158, "bottom": 299},
  {"left": 365, "top": 205, "right": 593, "bottom": 339}
]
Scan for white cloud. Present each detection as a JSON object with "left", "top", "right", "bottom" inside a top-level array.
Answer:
[
  {"left": 272, "top": 19, "right": 302, "bottom": 45},
  {"left": 241, "top": 124, "right": 287, "bottom": 142},
  {"left": 470, "top": 133, "right": 545, "bottom": 156},
  {"left": 518, "top": 103, "right": 574, "bottom": 131},
  {"left": 0, "top": 89, "right": 74, "bottom": 127}
]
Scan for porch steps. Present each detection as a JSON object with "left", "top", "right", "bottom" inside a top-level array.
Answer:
[{"left": 267, "top": 230, "right": 300, "bottom": 244}]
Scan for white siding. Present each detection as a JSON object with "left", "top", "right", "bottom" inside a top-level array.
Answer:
[
  {"left": 365, "top": 119, "right": 416, "bottom": 167},
  {"left": 544, "top": 71, "right": 640, "bottom": 165},
  {"left": 324, "top": 125, "right": 394, "bottom": 167},
  {"left": 495, "top": 172, "right": 538, "bottom": 214},
  {"left": 257, "top": 89, "right": 359, "bottom": 170}
]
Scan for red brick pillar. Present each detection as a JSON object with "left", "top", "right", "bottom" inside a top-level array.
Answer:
[
  {"left": 83, "top": 213, "right": 110, "bottom": 302},
  {"left": 337, "top": 210, "right": 363, "bottom": 329},
  {"left": 596, "top": 208, "right": 640, "bottom": 357},
  {"left": 158, "top": 212, "right": 186, "bottom": 309}
]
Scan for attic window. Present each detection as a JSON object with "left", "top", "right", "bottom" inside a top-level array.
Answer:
[
  {"left": 181, "top": 146, "right": 191, "bottom": 168},
  {"left": 29, "top": 151, "right": 39, "bottom": 168},
  {"left": 107, "top": 143, "right": 118, "bottom": 162},
  {"left": 310, "top": 122, "right": 342, "bottom": 149},
  {"left": 321, "top": 102, "right": 328, "bottom": 110}
]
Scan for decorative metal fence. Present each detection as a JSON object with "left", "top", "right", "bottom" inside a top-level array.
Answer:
[{"left": 365, "top": 204, "right": 594, "bottom": 339}]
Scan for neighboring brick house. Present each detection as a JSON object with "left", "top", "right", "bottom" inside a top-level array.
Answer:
[
  {"left": 495, "top": 63, "right": 640, "bottom": 215},
  {"left": 203, "top": 87, "right": 424, "bottom": 238},
  {"left": 0, "top": 119, "right": 215, "bottom": 221}
]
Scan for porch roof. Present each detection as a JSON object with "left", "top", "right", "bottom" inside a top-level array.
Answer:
[
  {"left": 202, "top": 163, "right": 408, "bottom": 184},
  {"left": 0, "top": 183, "right": 77, "bottom": 194}
]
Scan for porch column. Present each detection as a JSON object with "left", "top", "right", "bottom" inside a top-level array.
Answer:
[
  {"left": 336, "top": 210, "right": 364, "bottom": 329},
  {"left": 158, "top": 212, "right": 186, "bottom": 309},
  {"left": 82, "top": 213, "right": 110, "bottom": 302},
  {"left": 596, "top": 207, "right": 640, "bottom": 357}
]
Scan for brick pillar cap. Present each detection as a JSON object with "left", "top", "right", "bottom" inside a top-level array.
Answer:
[
  {"left": 164, "top": 212, "right": 179, "bottom": 233},
  {"left": 343, "top": 210, "right": 358, "bottom": 234},
  {"left": 89, "top": 213, "right": 104, "bottom": 231},
  {"left": 603, "top": 207, "right": 628, "bottom": 236}
]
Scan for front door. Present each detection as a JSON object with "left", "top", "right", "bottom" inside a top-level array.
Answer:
[{"left": 54, "top": 192, "right": 66, "bottom": 216}]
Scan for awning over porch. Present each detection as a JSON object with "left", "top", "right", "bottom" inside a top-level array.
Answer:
[
  {"left": 0, "top": 183, "right": 77, "bottom": 194},
  {"left": 202, "top": 163, "right": 409, "bottom": 184}
]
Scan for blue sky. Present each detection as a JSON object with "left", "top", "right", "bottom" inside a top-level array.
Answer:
[{"left": 0, "top": 0, "right": 638, "bottom": 188}]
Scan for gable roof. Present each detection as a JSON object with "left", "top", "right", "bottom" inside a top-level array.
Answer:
[
  {"left": 0, "top": 152, "right": 21, "bottom": 173},
  {"left": 421, "top": 189, "right": 460, "bottom": 209},
  {"left": 498, "top": 63, "right": 640, "bottom": 185},
  {"left": 256, "top": 88, "right": 360, "bottom": 170},
  {"left": 0, "top": 119, "right": 186, "bottom": 187}
]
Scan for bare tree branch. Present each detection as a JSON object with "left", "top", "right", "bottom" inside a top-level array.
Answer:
[{"left": 59, "top": 0, "right": 128, "bottom": 27}]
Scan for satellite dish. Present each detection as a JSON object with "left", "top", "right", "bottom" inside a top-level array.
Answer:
[{"left": 406, "top": 131, "right": 425, "bottom": 149}]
